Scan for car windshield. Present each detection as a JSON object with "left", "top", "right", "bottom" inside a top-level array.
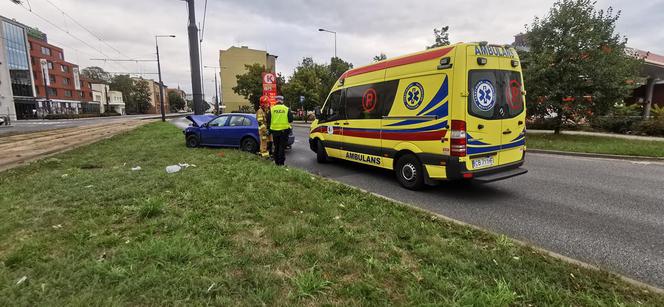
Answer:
[{"left": 468, "top": 70, "right": 524, "bottom": 120}]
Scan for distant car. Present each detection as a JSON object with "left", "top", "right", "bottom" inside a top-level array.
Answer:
[{"left": 183, "top": 113, "right": 294, "bottom": 152}]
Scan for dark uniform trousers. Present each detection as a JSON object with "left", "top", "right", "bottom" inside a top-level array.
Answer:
[{"left": 270, "top": 129, "right": 289, "bottom": 166}]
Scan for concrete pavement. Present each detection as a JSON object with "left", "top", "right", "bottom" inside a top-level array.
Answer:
[{"left": 170, "top": 119, "right": 664, "bottom": 288}]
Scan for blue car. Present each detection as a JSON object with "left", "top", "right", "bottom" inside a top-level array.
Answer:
[{"left": 183, "top": 113, "right": 294, "bottom": 152}]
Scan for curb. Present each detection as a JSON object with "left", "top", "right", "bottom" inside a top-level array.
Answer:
[
  {"left": 317, "top": 176, "right": 664, "bottom": 294},
  {"left": 527, "top": 149, "right": 664, "bottom": 162}
]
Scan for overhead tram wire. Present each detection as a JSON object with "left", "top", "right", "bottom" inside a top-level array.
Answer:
[
  {"left": 16, "top": 1, "right": 129, "bottom": 72},
  {"left": 200, "top": 0, "right": 208, "bottom": 42},
  {"left": 43, "top": 0, "right": 132, "bottom": 60}
]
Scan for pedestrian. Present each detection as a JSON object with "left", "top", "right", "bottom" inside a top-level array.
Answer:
[
  {"left": 267, "top": 96, "right": 293, "bottom": 166},
  {"left": 256, "top": 95, "right": 272, "bottom": 158}
]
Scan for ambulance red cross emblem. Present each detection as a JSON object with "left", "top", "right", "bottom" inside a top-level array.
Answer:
[{"left": 362, "top": 88, "right": 377, "bottom": 112}]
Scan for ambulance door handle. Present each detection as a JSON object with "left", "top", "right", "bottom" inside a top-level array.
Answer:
[
  {"left": 334, "top": 122, "right": 340, "bottom": 125},
  {"left": 478, "top": 124, "right": 484, "bottom": 130},
  {"left": 503, "top": 129, "right": 512, "bottom": 135},
  {"left": 518, "top": 121, "right": 524, "bottom": 125},
  {"left": 343, "top": 122, "right": 349, "bottom": 125}
]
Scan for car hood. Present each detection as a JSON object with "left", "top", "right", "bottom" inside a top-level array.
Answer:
[{"left": 185, "top": 115, "right": 217, "bottom": 127}]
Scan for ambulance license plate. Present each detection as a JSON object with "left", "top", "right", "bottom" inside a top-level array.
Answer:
[{"left": 472, "top": 156, "right": 494, "bottom": 169}]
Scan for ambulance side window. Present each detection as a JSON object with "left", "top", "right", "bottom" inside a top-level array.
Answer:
[
  {"left": 320, "top": 89, "right": 345, "bottom": 123},
  {"left": 346, "top": 85, "right": 381, "bottom": 120}
]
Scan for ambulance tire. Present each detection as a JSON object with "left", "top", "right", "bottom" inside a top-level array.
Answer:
[
  {"left": 395, "top": 154, "right": 425, "bottom": 190},
  {"left": 186, "top": 134, "right": 200, "bottom": 148},
  {"left": 316, "top": 140, "right": 330, "bottom": 163}
]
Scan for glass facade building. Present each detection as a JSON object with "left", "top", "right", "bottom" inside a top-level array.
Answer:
[{"left": 2, "top": 20, "right": 34, "bottom": 98}]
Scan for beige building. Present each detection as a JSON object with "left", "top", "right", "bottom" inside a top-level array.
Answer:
[
  {"left": 219, "top": 46, "right": 277, "bottom": 112},
  {"left": 91, "top": 83, "right": 125, "bottom": 114}
]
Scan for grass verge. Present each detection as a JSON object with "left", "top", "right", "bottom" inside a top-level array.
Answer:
[
  {"left": 527, "top": 133, "right": 664, "bottom": 157},
  {"left": 1, "top": 122, "right": 662, "bottom": 305}
]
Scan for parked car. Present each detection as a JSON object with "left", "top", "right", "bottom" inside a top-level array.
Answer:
[{"left": 183, "top": 114, "right": 294, "bottom": 152}]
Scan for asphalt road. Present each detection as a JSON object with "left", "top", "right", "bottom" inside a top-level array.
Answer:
[{"left": 172, "top": 118, "right": 664, "bottom": 288}]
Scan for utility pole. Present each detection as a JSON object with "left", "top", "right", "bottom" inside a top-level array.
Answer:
[
  {"left": 155, "top": 35, "right": 176, "bottom": 122},
  {"left": 184, "top": 0, "right": 205, "bottom": 114}
]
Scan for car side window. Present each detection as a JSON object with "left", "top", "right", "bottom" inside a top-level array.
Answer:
[
  {"left": 229, "top": 116, "right": 251, "bottom": 127},
  {"left": 209, "top": 116, "right": 228, "bottom": 127},
  {"left": 320, "top": 89, "right": 345, "bottom": 123}
]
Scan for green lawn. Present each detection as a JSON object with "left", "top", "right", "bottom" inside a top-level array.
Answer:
[
  {"left": 1, "top": 123, "right": 662, "bottom": 306},
  {"left": 527, "top": 133, "right": 664, "bottom": 157}
]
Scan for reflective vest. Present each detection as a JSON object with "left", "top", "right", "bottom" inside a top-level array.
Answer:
[{"left": 270, "top": 104, "right": 291, "bottom": 131}]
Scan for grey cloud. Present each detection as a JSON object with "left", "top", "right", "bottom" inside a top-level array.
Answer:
[{"left": 2, "top": 0, "right": 661, "bottom": 100}]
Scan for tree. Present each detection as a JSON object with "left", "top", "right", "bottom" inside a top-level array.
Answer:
[
  {"left": 168, "top": 91, "right": 186, "bottom": 112},
  {"left": 373, "top": 53, "right": 387, "bottom": 62},
  {"left": 427, "top": 26, "right": 450, "bottom": 49},
  {"left": 522, "top": 0, "right": 642, "bottom": 133},
  {"left": 81, "top": 66, "right": 111, "bottom": 83},
  {"left": 130, "top": 79, "right": 152, "bottom": 114},
  {"left": 232, "top": 63, "right": 286, "bottom": 111},
  {"left": 109, "top": 74, "right": 133, "bottom": 109},
  {"left": 282, "top": 57, "right": 353, "bottom": 111}
]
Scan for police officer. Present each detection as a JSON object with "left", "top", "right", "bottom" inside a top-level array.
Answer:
[
  {"left": 267, "top": 96, "right": 293, "bottom": 166},
  {"left": 256, "top": 95, "right": 272, "bottom": 158}
]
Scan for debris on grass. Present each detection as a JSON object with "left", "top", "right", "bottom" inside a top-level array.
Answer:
[
  {"left": 207, "top": 283, "right": 216, "bottom": 293},
  {"left": 51, "top": 224, "right": 63, "bottom": 229},
  {"left": 85, "top": 185, "right": 94, "bottom": 188},
  {"left": 131, "top": 166, "right": 142, "bottom": 171},
  {"left": 61, "top": 174, "right": 69, "bottom": 178},
  {"left": 217, "top": 152, "right": 225, "bottom": 158},
  {"left": 16, "top": 276, "right": 27, "bottom": 285},
  {"left": 166, "top": 165, "right": 181, "bottom": 173}
]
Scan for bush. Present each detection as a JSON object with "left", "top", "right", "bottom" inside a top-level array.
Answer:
[
  {"left": 631, "top": 119, "right": 664, "bottom": 136},
  {"left": 100, "top": 111, "right": 121, "bottom": 117},
  {"left": 590, "top": 116, "right": 641, "bottom": 134}
]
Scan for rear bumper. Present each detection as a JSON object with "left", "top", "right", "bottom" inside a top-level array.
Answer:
[{"left": 443, "top": 155, "right": 526, "bottom": 182}]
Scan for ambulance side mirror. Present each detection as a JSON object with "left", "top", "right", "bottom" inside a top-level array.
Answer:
[{"left": 315, "top": 108, "right": 322, "bottom": 119}]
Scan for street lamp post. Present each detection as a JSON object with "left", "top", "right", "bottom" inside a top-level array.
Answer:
[
  {"left": 318, "top": 28, "right": 337, "bottom": 58},
  {"left": 204, "top": 66, "right": 220, "bottom": 114},
  {"left": 155, "top": 35, "right": 176, "bottom": 122}
]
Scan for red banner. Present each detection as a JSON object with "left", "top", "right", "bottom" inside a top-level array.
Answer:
[{"left": 262, "top": 72, "right": 277, "bottom": 106}]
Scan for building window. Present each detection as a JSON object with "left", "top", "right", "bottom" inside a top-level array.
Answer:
[
  {"left": 41, "top": 46, "right": 51, "bottom": 55},
  {"left": 62, "top": 77, "right": 70, "bottom": 85},
  {"left": 47, "top": 87, "right": 57, "bottom": 96},
  {"left": 61, "top": 64, "right": 69, "bottom": 73},
  {"left": 47, "top": 61, "right": 53, "bottom": 69},
  {"left": 49, "top": 75, "right": 56, "bottom": 84},
  {"left": 64, "top": 90, "right": 72, "bottom": 97},
  {"left": 58, "top": 52, "right": 63, "bottom": 60},
  {"left": 78, "top": 91, "right": 83, "bottom": 97}
]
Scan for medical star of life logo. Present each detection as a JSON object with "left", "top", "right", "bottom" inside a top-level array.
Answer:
[
  {"left": 403, "top": 82, "right": 424, "bottom": 110},
  {"left": 473, "top": 80, "right": 496, "bottom": 111}
]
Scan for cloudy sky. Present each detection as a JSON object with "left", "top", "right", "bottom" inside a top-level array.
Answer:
[{"left": 3, "top": 0, "right": 663, "bottom": 99}]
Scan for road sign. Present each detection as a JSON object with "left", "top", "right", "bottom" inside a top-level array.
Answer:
[{"left": 262, "top": 72, "right": 278, "bottom": 106}]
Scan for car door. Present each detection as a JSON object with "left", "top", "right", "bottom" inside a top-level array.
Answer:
[
  {"left": 225, "top": 115, "right": 253, "bottom": 146},
  {"left": 200, "top": 115, "right": 229, "bottom": 145},
  {"left": 318, "top": 89, "right": 346, "bottom": 158},
  {"left": 497, "top": 59, "right": 526, "bottom": 165},
  {"left": 465, "top": 46, "right": 504, "bottom": 171}
]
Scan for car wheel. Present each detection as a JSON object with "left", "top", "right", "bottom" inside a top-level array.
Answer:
[
  {"left": 240, "top": 137, "right": 258, "bottom": 153},
  {"left": 186, "top": 134, "right": 200, "bottom": 148},
  {"left": 316, "top": 140, "right": 330, "bottom": 163},
  {"left": 395, "top": 154, "right": 425, "bottom": 190}
]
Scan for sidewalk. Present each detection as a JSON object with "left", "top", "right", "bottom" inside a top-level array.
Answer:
[{"left": 528, "top": 129, "right": 664, "bottom": 142}]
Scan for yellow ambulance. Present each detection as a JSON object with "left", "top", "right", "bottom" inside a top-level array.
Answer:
[{"left": 309, "top": 42, "right": 528, "bottom": 189}]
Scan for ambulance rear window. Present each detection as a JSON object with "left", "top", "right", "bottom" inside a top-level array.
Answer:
[{"left": 468, "top": 70, "right": 524, "bottom": 120}]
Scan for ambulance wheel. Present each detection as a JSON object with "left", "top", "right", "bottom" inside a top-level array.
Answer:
[
  {"left": 240, "top": 137, "right": 258, "bottom": 153},
  {"left": 395, "top": 154, "right": 425, "bottom": 190},
  {"left": 316, "top": 140, "right": 330, "bottom": 163},
  {"left": 186, "top": 134, "right": 200, "bottom": 148}
]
